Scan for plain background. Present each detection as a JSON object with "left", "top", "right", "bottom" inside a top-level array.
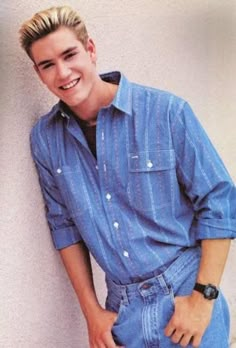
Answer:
[{"left": 1, "top": 1, "right": 236, "bottom": 347}]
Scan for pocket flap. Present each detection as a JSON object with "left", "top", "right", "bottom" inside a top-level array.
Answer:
[{"left": 128, "top": 149, "right": 176, "bottom": 172}]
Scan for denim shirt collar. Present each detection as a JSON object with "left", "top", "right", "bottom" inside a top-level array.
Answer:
[
  {"left": 54, "top": 71, "right": 132, "bottom": 119},
  {"left": 100, "top": 71, "right": 133, "bottom": 115}
]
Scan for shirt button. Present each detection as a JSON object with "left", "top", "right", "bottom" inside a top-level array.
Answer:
[
  {"left": 95, "top": 165, "right": 98, "bottom": 170},
  {"left": 113, "top": 222, "right": 119, "bottom": 229},
  {"left": 147, "top": 160, "right": 153, "bottom": 168},
  {"left": 61, "top": 112, "right": 69, "bottom": 119},
  {"left": 123, "top": 250, "right": 129, "bottom": 258},
  {"left": 57, "top": 168, "right": 62, "bottom": 174},
  {"left": 106, "top": 193, "right": 112, "bottom": 201}
]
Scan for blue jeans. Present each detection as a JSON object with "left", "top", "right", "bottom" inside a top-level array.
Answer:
[{"left": 105, "top": 247, "right": 230, "bottom": 347}]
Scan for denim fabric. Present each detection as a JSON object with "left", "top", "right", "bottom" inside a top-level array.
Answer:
[
  {"left": 30, "top": 71, "right": 236, "bottom": 284},
  {"left": 105, "top": 247, "right": 230, "bottom": 347}
]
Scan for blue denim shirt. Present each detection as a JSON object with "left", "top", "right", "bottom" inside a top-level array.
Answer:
[{"left": 31, "top": 71, "right": 236, "bottom": 284}]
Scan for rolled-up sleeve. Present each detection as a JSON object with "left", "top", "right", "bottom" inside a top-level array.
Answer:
[
  {"left": 171, "top": 101, "right": 236, "bottom": 240},
  {"left": 30, "top": 125, "right": 83, "bottom": 249}
]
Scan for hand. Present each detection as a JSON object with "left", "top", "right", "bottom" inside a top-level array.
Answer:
[
  {"left": 87, "top": 307, "right": 125, "bottom": 348},
  {"left": 164, "top": 292, "right": 214, "bottom": 347}
]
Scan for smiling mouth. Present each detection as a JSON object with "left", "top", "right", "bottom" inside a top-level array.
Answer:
[{"left": 60, "top": 78, "right": 80, "bottom": 90}]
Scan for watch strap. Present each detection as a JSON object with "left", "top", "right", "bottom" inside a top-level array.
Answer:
[{"left": 194, "top": 282, "right": 206, "bottom": 293}]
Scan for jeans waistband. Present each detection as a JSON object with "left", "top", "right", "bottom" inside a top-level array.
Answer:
[{"left": 106, "top": 246, "right": 201, "bottom": 302}]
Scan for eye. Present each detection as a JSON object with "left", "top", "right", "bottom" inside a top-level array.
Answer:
[
  {"left": 42, "top": 63, "right": 54, "bottom": 70},
  {"left": 65, "top": 52, "right": 77, "bottom": 60}
]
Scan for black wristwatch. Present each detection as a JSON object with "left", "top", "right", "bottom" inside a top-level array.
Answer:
[{"left": 193, "top": 283, "right": 219, "bottom": 300}]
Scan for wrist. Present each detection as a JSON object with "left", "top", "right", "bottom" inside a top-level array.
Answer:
[
  {"left": 193, "top": 282, "right": 219, "bottom": 300},
  {"left": 191, "top": 289, "right": 215, "bottom": 308},
  {"left": 79, "top": 296, "right": 103, "bottom": 322},
  {"left": 84, "top": 303, "right": 104, "bottom": 324}
]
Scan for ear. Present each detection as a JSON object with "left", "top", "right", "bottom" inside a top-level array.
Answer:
[{"left": 86, "top": 38, "right": 97, "bottom": 64}]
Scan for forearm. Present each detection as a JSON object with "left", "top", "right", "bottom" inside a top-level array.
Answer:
[
  {"left": 60, "top": 242, "right": 119, "bottom": 347},
  {"left": 196, "top": 238, "right": 231, "bottom": 287},
  {"left": 59, "top": 242, "right": 101, "bottom": 321},
  {"left": 165, "top": 238, "right": 231, "bottom": 346}
]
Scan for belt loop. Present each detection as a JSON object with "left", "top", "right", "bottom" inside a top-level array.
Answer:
[
  {"left": 157, "top": 274, "right": 170, "bottom": 295},
  {"left": 121, "top": 286, "right": 129, "bottom": 305}
]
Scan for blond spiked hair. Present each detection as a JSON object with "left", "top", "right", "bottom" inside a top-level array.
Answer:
[{"left": 19, "top": 6, "right": 88, "bottom": 59}]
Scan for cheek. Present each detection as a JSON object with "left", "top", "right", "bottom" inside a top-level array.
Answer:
[
  {"left": 38, "top": 70, "right": 55, "bottom": 87},
  {"left": 44, "top": 78, "right": 57, "bottom": 91}
]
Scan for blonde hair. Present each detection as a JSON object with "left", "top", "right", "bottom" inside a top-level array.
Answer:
[{"left": 19, "top": 6, "right": 89, "bottom": 59}]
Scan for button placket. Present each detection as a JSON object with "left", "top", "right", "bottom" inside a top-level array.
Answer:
[{"left": 98, "top": 114, "right": 131, "bottom": 265}]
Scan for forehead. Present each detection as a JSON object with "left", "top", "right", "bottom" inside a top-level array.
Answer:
[{"left": 31, "top": 26, "right": 84, "bottom": 62}]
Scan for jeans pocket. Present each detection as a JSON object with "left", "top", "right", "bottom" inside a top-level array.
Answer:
[
  {"left": 105, "top": 294, "right": 127, "bottom": 327},
  {"left": 113, "top": 302, "right": 126, "bottom": 327}
]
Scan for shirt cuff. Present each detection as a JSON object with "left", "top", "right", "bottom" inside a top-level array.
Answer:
[
  {"left": 51, "top": 226, "right": 83, "bottom": 250},
  {"left": 193, "top": 218, "right": 236, "bottom": 240}
]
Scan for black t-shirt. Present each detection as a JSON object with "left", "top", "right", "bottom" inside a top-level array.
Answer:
[{"left": 79, "top": 121, "right": 97, "bottom": 159}]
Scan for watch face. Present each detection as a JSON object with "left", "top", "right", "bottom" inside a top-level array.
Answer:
[{"left": 204, "top": 285, "right": 218, "bottom": 300}]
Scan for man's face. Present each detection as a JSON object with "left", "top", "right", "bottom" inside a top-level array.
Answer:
[{"left": 31, "top": 26, "right": 97, "bottom": 109}]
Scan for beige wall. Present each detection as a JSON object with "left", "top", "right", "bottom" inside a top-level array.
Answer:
[{"left": 1, "top": 1, "right": 236, "bottom": 347}]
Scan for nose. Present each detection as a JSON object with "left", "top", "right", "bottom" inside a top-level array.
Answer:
[{"left": 56, "top": 61, "right": 71, "bottom": 80}]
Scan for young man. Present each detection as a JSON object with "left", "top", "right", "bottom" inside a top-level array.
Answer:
[{"left": 19, "top": 6, "right": 235, "bottom": 348}]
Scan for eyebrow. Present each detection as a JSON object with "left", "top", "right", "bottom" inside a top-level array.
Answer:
[{"left": 36, "top": 46, "right": 78, "bottom": 68}]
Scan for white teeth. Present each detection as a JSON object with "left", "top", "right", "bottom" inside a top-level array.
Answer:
[{"left": 61, "top": 79, "right": 79, "bottom": 90}]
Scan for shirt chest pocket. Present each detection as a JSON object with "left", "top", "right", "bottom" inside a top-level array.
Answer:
[
  {"left": 54, "top": 165, "right": 88, "bottom": 218},
  {"left": 128, "top": 149, "right": 176, "bottom": 212}
]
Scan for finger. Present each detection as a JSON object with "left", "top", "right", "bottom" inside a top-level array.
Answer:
[
  {"left": 192, "top": 334, "right": 202, "bottom": 348},
  {"left": 90, "top": 344, "right": 105, "bottom": 348},
  {"left": 91, "top": 340, "right": 107, "bottom": 348},
  {"left": 179, "top": 333, "right": 193, "bottom": 347},
  {"left": 164, "top": 322, "right": 176, "bottom": 337},
  {"left": 171, "top": 330, "right": 184, "bottom": 344},
  {"left": 93, "top": 343, "right": 106, "bottom": 348},
  {"left": 103, "top": 332, "right": 118, "bottom": 348}
]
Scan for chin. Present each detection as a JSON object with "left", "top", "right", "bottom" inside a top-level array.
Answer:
[
  {"left": 65, "top": 99, "right": 82, "bottom": 107},
  {"left": 67, "top": 95, "right": 87, "bottom": 107}
]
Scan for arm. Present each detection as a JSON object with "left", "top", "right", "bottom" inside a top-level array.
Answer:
[
  {"left": 165, "top": 238, "right": 231, "bottom": 347},
  {"left": 165, "top": 101, "right": 235, "bottom": 347},
  {"left": 60, "top": 242, "right": 122, "bottom": 348},
  {"left": 30, "top": 126, "right": 121, "bottom": 347},
  {"left": 196, "top": 239, "right": 231, "bottom": 286}
]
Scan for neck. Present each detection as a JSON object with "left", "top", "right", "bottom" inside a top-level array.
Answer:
[{"left": 70, "top": 77, "right": 118, "bottom": 125}]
